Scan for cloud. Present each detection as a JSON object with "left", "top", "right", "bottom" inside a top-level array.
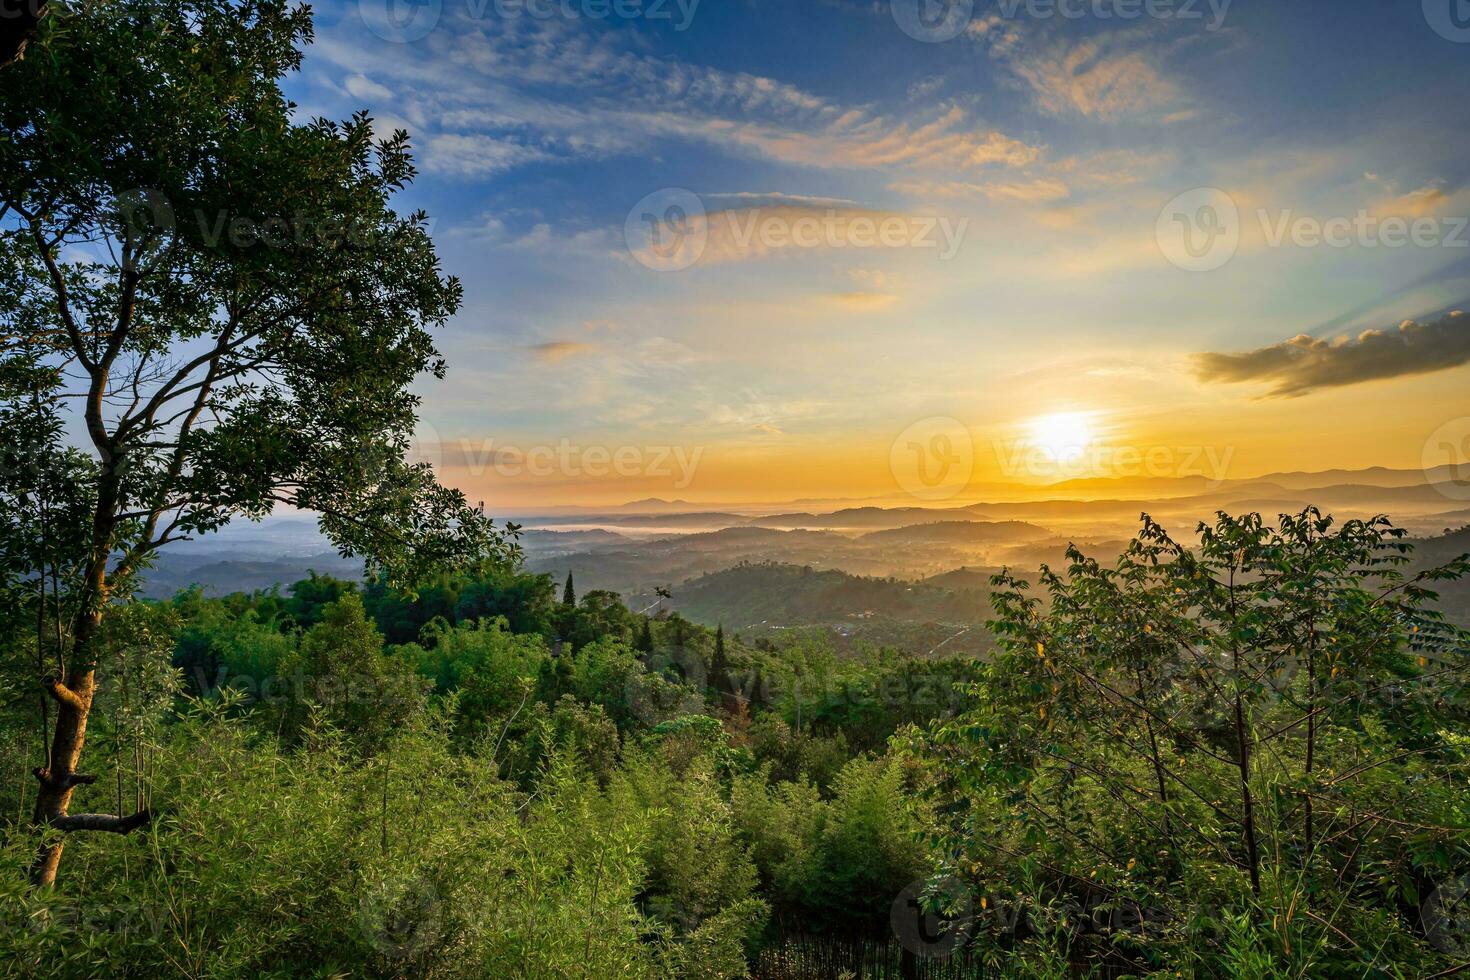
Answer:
[
  {"left": 1015, "top": 44, "right": 1182, "bottom": 120},
  {"left": 907, "top": 75, "right": 945, "bottom": 100},
  {"left": 698, "top": 393, "right": 828, "bottom": 434},
  {"left": 705, "top": 191, "right": 863, "bottom": 208},
  {"left": 423, "top": 134, "right": 554, "bottom": 177},
  {"left": 1193, "top": 311, "right": 1470, "bottom": 397},
  {"left": 528, "top": 341, "right": 599, "bottom": 363},
  {"left": 969, "top": 15, "right": 1191, "bottom": 122},
  {"left": 1050, "top": 148, "right": 1173, "bottom": 188},
  {"left": 844, "top": 267, "right": 893, "bottom": 289},
  {"left": 685, "top": 104, "right": 1043, "bottom": 174},
  {"left": 314, "top": 15, "right": 1042, "bottom": 183},
  {"left": 890, "top": 176, "right": 1071, "bottom": 203},
  {"left": 344, "top": 73, "right": 393, "bottom": 101},
  {"left": 456, "top": 214, "right": 617, "bottom": 257},
  {"left": 1367, "top": 180, "right": 1470, "bottom": 220},
  {"left": 824, "top": 290, "right": 899, "bottom": 311}
]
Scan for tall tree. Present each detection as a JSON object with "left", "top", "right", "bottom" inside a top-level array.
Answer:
[
  {"left": 709, "top": 623, "right": 738, "bottom": 713},
  {"left": 562, "top": 571, "right": 576, "bottom": 608},
  {"left": 0, "top": 0, "right": 515, "bottom": 885}
]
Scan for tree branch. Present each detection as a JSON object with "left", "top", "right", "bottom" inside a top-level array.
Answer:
[
  {"left": 48, "top": 809, "right": 153, "bottom": 834},
  {"left": 45, "top": 679, "right": 86, "bottom": 711}
]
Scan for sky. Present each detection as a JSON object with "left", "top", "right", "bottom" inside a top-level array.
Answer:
[{"left": 287, "top": 0, "right": 1470, "bottom": 509}]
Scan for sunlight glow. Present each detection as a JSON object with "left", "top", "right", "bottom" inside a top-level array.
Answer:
[{"left": 1028, "top": 412, "right": 1097, "bottom": 460}]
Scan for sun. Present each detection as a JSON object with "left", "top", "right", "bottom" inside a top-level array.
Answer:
[{"left": 1028, "top": 411, "right": 1096, "bottom": 460}]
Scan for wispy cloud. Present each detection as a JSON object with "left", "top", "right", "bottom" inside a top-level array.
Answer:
[
  {"left": 1364, "top": 178, "right": 1470, "bottom": 220},
  {"left": 314, "top": 14, "right": 1041, "bottom": 184},
  {"left": 823, "top": 290, "right": 900, "bottom": 310},
  {"left": 890, "top": 176, "right": 1071, "bottom": 203},
  {"left": 969, "top": 14, "right": 1193, "bottom": 122},
  {"left": 423, "top": 133, "right": 554, "bottom": 176},
  {"left": 1194, "top": 310, "right": 1470, "bottom": 397},
  {"left": 528, "top": 341, "right": 599, "bottom": 363}
]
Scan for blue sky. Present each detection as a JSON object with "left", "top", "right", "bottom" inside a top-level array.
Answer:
[{"left": 284, "top": 0, "right": 1470, "bottom": 506}]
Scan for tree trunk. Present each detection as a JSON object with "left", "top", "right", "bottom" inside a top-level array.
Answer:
[
  {"left": 0, "top": 0, "right": 45, "bottom": 69},
  {"left": 31, "top": 670, "right": 93, "bottom": 885},
  {"left": 1303, "top": 620, "right": 1318, "bottom": 856},
  {"left": 30, "top": 508, "right": 151, "bottom": 887},
  {"left": 1232, "top": 692, "right": 1261, "bottom": 896}
]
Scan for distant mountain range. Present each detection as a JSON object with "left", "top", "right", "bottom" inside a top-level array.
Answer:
[
  {"left": 608, "top": 465, "right": 1469, "bottom": 512},
  {"left": 136, "top": 465, "right": 1470, "bottom": 607}
]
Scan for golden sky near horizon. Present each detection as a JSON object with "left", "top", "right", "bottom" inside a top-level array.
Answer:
[{"left": 415, "top": 357, "right": 1470, "bottom": 509}]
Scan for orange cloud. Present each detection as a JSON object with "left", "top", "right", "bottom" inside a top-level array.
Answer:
[{"left": 528, "top": 341, "right": 598, "bottom": 363}]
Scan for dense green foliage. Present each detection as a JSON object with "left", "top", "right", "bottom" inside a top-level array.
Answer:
[
  {"left": 923, "top": 511, "right": 1470, "bottom": 977},
  {"left": 3, "top": 512, "right": 1468, "bottom": 977},
  {"left": 0, "top": 0, "right": 513, "bottom": 887},
  {"left": 0, "top": 561, "right": 975, "bottom": 978}
]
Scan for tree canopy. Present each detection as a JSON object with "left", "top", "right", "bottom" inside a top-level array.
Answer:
[{"left": 0, "top": 0, "right": 515, "bottom": 885}]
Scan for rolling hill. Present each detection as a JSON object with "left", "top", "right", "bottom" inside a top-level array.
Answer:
[{"left": 858, "top": 520, "right": 1050, "bottom": 546}]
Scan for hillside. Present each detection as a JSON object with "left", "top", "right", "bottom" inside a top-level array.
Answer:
[
  {"left": 665, "top": 561, "right": 993, "bottom": 629},
  {"left": 749, "top": 506, "right": 979, "bottom": 530},
  {"left": 859, "top": 520, "right": 1050, "bottom": 545},
  {"left": 1409, "top": 525, "right": 1470, "bottom": 625}
]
